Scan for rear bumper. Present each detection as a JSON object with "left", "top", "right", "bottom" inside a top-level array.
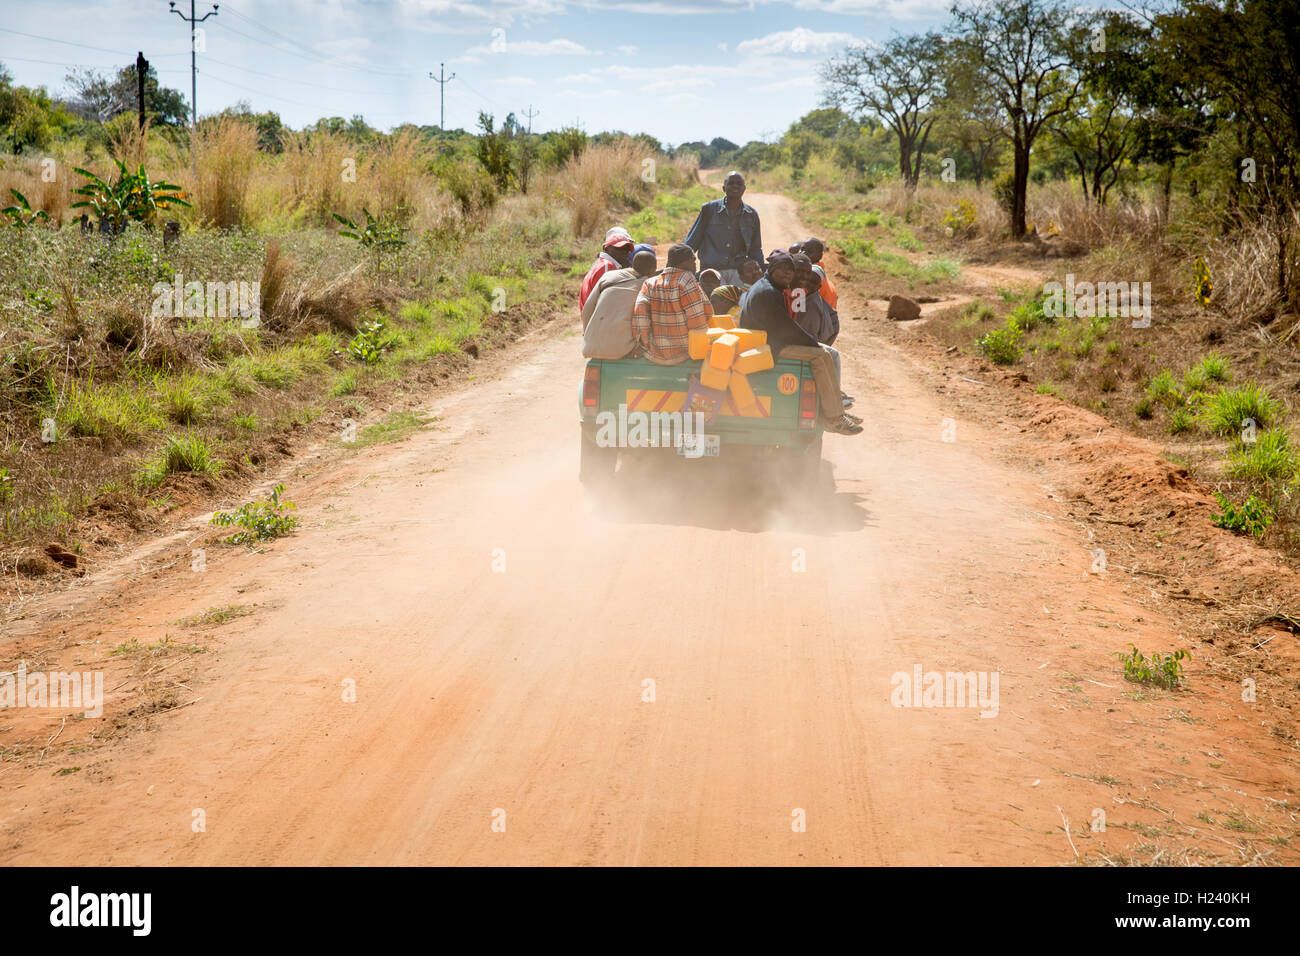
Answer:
[{"left": 578, "top": 419, "right": 819, "bottom": 453}]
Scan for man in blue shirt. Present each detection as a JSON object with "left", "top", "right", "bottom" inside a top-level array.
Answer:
[{"left": 682, "top": 171, "right": 763, "bottom": 287}]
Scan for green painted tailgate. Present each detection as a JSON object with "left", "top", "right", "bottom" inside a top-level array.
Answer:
[{"left": 580, "top": 356, "right": 819, "bottom": 448}]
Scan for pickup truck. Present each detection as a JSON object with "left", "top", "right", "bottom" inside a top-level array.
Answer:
[{"left": 578, "top": 355, "right": 824, "bottom": 487}]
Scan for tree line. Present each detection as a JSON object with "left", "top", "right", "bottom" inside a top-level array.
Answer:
[{"left": 809, "top": 0, "right": 1298, "bottom": 305}]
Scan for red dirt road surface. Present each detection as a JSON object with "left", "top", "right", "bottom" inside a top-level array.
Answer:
[{"left": 2, "top": 190, "right": 1297, "bottom": 865}]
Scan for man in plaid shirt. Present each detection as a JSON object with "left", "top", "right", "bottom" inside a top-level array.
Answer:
[{"left": 631, "top": 244, "right": 713, "bottom": 364}]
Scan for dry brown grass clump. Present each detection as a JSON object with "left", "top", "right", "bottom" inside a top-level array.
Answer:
[
  {"left": 282, "top": 128, "right": 353, "bottom": 227},
  {"left": 552, "top": 141, "right": 659, "bottom": 238},
  {"left": 259, "top": 242, "right": 379, "bottom": 336},
  {"left": 191, "top": 116, "right": 259, "bottom": 229}
]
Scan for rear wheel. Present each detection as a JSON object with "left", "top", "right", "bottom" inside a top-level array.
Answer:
[{"left": 580, "top": 428, "right": 618, "bottom": 487}]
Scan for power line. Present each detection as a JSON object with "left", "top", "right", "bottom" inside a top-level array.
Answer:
[
  {"left": 199, "top": 67, "right": 422, "bottom": 120},
  {"left": 0, "top": 26, "right": 186, "bottom": 57},
  {"left": 214, "top": 5, "right": 413, "bottom": 77},
  {"left": 523, "top": 104, "right": 539, "bottom": 134},
  {"left": 201, "top": 56, "right": 396, "bottom": 95}
]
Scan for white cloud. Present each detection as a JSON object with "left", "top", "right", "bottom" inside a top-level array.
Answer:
[
  {"left": 736, "top": 27, "right": 863, "bottom": 57},
  {"left": 615, "top": 45, "right": 639, "bottom": 56},
  {"left": 464, "top": 37, "right": 595, "bottom": 55},
  {"left": 314, "top": 37, "right": 373, "bottom": 55},
  {"left": 498, "top": 75, "right": 539, "bottom": 86}
]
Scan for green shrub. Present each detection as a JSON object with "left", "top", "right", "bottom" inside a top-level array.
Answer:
[
  {"left": 1203, "top": 382, "right": 1280, "bottom": 437},
  {"left": 1145, "top": 370, "right": 1182, "bottom": 408},
  {"left": 1116, "top": 644, "right": 1188, "bottom": 689},
  {"left": 1009, "top": 296, "right": 1048, "bottom": 332},
  {"left": 140, "top": 434, "right": 225, "bottom": 486},
  {"left": 1225, "top": 429, "right": 1297, "bottom": 482},
  {"left": 1184, "top": 353, "right": 1231, "bottom": 392},
  {"left": 976, "top": 319, "right": 1023, "bottom": 365},
  {"left": 210, "top": 482, "right": 298, "bottom": 545},
  {"left": 1169, "top": 407, "right": 1195, "bottom": 434},
  {"left": 160, "top": 377, "right": 205, "bottom": 425},
  {"left": 347, "top": 317, "right": 392, "bottom": 365},
  {"left": 1212, "top": 492, "right": 1274, "bottom": 537},
  {"left": 941, "top": 199, "right": 977, "bottom": 237}
]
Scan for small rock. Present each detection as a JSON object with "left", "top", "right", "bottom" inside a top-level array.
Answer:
[
  {"left": 44, "top": 543, "right": 78, "bottom": 569},
  {"left": 887, "top": 295, "right": 922, "bottom": 321}
]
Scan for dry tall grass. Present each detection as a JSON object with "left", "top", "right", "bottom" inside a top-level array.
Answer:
[
  {"left": 552, "top": 140, "right": 660, "bottom": 237},
  {"left": 282, "top": 128, "right": 353, "bottom": 227},
  {"left": 191, "top": 116, "right": 259, "bottom": 229}
]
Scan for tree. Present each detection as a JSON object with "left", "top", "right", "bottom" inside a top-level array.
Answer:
[
  {"left": 0, "top": 67, "right": 74, "bottom": 153},
  {"left": 1159, "top": 0, "right": 1300, "bottom": 302},
  {"left": 950, "top": 0, "right": 1084, "bottom": 236},
  {"left": 542, "top": 126, "right": 587, "bottom": 168},
  {"left": 216, "top": 102, "right": 285, "bottom": 152},
  {"left": 64, "top": 63, "right": 188, "bottom": 127},
  {"left": 821, "top": 33, "right": 948, "bottom": 190},
  {"left": 476, "top": 111, "right": 513, "bottom": 190},
  {"left": 934, "top": 56, "right": 1004, "bottom": 188}
]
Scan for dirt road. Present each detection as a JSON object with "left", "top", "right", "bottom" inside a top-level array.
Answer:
[{"left": 2, "top": 190, "right": 1295, "bottom": 865}]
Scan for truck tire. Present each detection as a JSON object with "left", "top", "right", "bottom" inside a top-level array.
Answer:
[{"left": 580, "top": 429, "right": 617, "bottom": 487}]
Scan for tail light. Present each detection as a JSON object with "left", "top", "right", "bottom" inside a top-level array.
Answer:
[
  {"left": 799, "top": 377, "right": 816, "bottom": 428},
  {"left": 582, "top": 365, "right": 601, "bottom": 415}
]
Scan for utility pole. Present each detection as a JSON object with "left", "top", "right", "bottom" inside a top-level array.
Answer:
[
  {"left": 522, "top": 104, "right": 539, "bottom": 134},
  {"left": 429, "top": 63, "right": 456, "bottom": 131},
  {"left": 169, "top": 0, "right": 219, "bottom": 127},
  {"left": 135, "top": 51, "right": 149, "bottom": 130}
]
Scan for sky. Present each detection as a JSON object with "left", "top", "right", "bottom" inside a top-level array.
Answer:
[{"left": 1, "top": 0, "right": 958, "bottom": 145}]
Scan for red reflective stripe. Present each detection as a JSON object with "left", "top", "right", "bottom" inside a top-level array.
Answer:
[{"left": 652, "top": 390, "right": 672, "bottom": 412}]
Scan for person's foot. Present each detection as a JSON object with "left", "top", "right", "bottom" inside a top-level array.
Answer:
[
  {"left": 843, "top": 411, "right": 863, "bottom": 424},
  {"left": 841, "top": 393, "right": 855, "bottom": 408},
  {"left": 824, "top": 414, "right": 863, "bottom": 435}
]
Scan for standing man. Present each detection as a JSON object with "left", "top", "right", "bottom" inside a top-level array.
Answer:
[{"left": 683, "top": 171, "right": 762, "bottom": 287}]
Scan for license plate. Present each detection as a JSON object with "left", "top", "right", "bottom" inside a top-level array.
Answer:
[{"left": 677, "top": 434, "right": 720, "bottom": 458}]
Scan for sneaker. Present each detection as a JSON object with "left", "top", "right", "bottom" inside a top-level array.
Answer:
[
  {"left": 824, "top": 414, "right": 863, "bottom": 435},
  {"left": 843, "top": 412, "right": 863, "bottom": 424},
  {"left": 841, "top": 394, "right": 855, "bottom": 409}
]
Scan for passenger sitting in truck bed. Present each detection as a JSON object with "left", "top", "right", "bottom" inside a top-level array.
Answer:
[
  {"left": 801, "top": 237, "right": 838, "bottom": 310},
  {"left": 579, "top": 232, "right": 635, "bottom": 310},
  {"left": 738, "top": 258, "right": 763, "bottom": 291},
  {"left": 791, "top": 255, "right": 839, "bottom": 347},
  {"left": 739, "top": 249, "right": 862, "bottom": 435},
  {"left": 631, "top": 243, "right": 714, "bottom": 365},
  {"left": 709, "top": 283, "right": 743, "bottom": 319},
  {"left": 698, "top": 269, "right": 723, "bottom": 299},
  {"left": 581, "top": 249, "right": 658, "bottom": 360},
  {"left": 790, "top": 259, "right": 853, "bottom": 411}
]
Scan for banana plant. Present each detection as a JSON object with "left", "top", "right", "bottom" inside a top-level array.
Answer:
[
  {"left": 70, "top": 159, "right": 190, "bottom": 232},
  {"left": 1, "top": 188, "right": 50, "bottom": 228},
  {"left": 333, "top": 208, "right": 407, "bottom": 272}
]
